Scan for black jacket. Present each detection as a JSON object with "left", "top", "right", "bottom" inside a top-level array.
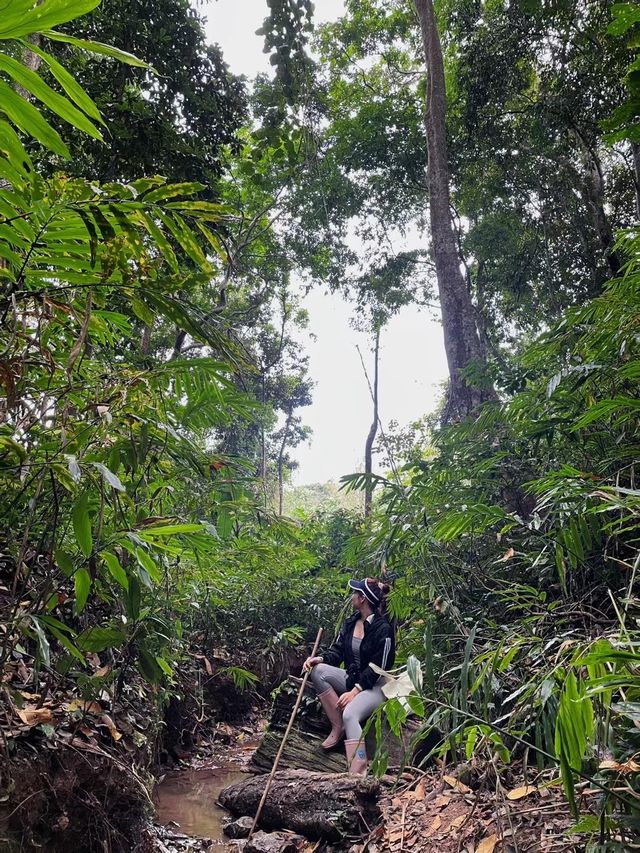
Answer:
[{"left": 321, "top": 613, "right": 395, "bottom": 691}]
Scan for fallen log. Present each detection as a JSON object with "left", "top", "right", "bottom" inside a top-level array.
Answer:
[
  {"left": 251, "top": 729, "right": 346, "bottom": 774},
  {"left": 251, "top": 678, "right": 423, "bottom": 774},
  {"left": 218, "top": 769, "right": 380, "bottom": 842}
]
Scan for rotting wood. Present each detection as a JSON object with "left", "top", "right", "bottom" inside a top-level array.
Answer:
[{"left": 219, "top": 768, "right": 381, "bottom": 841}]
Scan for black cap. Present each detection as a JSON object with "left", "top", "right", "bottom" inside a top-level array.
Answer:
[{"left": 348, "top": 578, "right": 380, "bottom": 607}]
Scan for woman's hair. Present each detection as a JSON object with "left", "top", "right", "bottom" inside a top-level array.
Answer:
[{"left": 365, "top": 577, "right": 391, "bottom": 614}]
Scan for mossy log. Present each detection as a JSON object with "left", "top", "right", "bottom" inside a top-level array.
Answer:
[
  {"left": 250, "top": 678, "right": 422, "bottom": 774},
  {"left": 218, "top": 769, "right": 380, "bottom": 841}
]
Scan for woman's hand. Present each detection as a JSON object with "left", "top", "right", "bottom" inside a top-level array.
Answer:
[
  {"left": 336, "top": 687, "right": 360, "bottom": 710},
  {"left": 302, "top": 655, "right": 323, "bottom": 672}
]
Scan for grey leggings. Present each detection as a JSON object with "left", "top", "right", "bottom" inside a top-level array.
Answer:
[{"left": 310, "top": 663, "right": 386, "bottom": 741}]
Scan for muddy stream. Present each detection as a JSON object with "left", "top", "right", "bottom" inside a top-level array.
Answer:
[{"left": 154, "top": 764, "right": 250, "bottom": 842}]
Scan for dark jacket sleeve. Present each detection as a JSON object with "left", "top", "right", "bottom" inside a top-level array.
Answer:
[
  {"left": 320, "top": 622, "right": 347, "bottom": 667},
  {"left": 358, "top": 622, "right": 395, "bottom": 691}
]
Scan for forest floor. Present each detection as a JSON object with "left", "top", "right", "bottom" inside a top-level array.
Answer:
[
  {"left": 149, "top": 724, "right": 585, "bottom": 853},
  {"left": 0, "top": 659, "right": 586, "bottom": 853}
]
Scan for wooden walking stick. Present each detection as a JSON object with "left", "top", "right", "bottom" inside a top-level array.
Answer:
[{"left": 248, "top": 627, "right": 324, "bottom": 838}]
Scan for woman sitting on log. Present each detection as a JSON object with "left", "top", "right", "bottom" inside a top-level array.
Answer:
[{"left": 303, "top": 577, "right": 395, "bottom": 776}]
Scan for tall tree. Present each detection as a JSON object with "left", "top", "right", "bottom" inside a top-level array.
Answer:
[
  {"left": 50, "top": 0, "right": 246, "bottom": 185},
  {"left": 413, "top": 0, "right": 493, "bottom": 418},
  {"left": 364, "top": 326, "right": 380, "bottom": 518}
]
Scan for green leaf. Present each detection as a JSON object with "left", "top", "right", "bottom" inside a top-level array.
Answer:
[
  {"left": 155, "top": 210, "right": 212, "bottom": 271},
  {"left": 607, "top": 3, "right": 640, "bottom": 35},
  {"left": 21, "top": 41, "right": 104, "bottom": 123},
  {"left": 465, "top": 725, "right": 479, "bottom": 760},
  {"left": 137, "top": 647, "right": 163, "bottom": 683},
  {"left": 216, "top": 508, "right": 233, "bottom": 538},
  {"left": 156, "top": 656, "right": 173, "bottom": 677},
  {"left": 72, "top": 492, "right": 92, "bottom": 556},
  {"left": 39, "top": 617, "right": 85, "bottom": 664},
  {"left": 135, "top": 547, "right": 161, "bottom": 583},
  {"left": 0, "top": 79, "right": 69, "bottom": 157},
  {"left": 124, "top": 576, "right": 141, "bottom": 621},
  {"left": 91, "top": 462, "right": 125, "bottom": 491},
  {"left": 0, "top": 0, "right": 101, "bottom": 39},
  {"left": 74, "top": 568, "right": 91, "bottom": 613},
  {"left": 0, "top": 55, "right": 103, "bottom": 139},
  {"left": 139, "top": 523, "right": 205, "bottom": 536},
  {"left": 77, "top": 626, "right": 126, "bottom": 652},
  {"left": 140, "top": 211, "right": 178, "bottom": 273},
  {"left": 55, "top": 548, "right": 75, "bottom": 577},
  {"left": 143, "top": 182, "right": 206, "bottom": 203},
  {"left": 29, "top": 616, "right": 51, "bottom": 667},
  {"left": 43, "top": 31, "right": 150, "bottom": 68},
  {"left": 100, "top": 551, "right": 128, "bottom": 590}
]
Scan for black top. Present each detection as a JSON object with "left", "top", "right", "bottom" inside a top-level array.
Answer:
[{"left": 321, "top": 612, "right": 395, "bottom": 691}]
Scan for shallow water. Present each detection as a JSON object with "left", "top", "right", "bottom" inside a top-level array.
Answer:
[{"left": 154, "top": 765, "right": 250, "bottom": 840}]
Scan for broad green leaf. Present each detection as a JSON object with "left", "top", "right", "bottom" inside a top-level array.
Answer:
[
  {"left": 77, "top": 626, "right": 126, "bottom": 652},
  {"left": 139, "top": 523, "right": 204, "bottom": 536},
  {"left": 156, "top": 656, "right": 173, "bottom": 677},
  {"left": 0, "top": 0, "right": 100, "bottom": 38},
  {"left": 143, "top": 182, "right": 206, "bottom": 203},
  {"left": 137, "top": 647, "right": 163, "bottom": 683},
  {"left": 100, "top": 551, "right": 128, "bottom": 590},
  {"left": 55, "top": 548, "right": 75, "bottom": 577},
  {"left": 607, "top": 3, "right": 640, "bottom": 35},
  {"left": 74, "top": 567, "right": 91, "bottom": 613},
  {"left": 217, "top": 508, "right": 233, "bottom": 538},
  {"left": 135, "top": 547, "right": 161, "bottom": 583}
]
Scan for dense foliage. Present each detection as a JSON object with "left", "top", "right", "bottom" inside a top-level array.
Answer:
[{"left": 0, "top": 0, "right": 639, "bottom": 850}]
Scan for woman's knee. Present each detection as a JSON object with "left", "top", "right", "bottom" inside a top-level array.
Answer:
[
  {"left": 310, "top": 663, "right": 331, "bottom": 690},
  {"left": 342, "top": 702, "right": 360, "bottom": 726}
]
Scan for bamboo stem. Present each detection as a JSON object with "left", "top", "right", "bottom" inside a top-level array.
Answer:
[{"left": 248, "top": 627, "right": 324, "bottom": 838}]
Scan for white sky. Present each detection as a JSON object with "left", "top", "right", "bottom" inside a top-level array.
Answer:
[{"left": 203, "top": 0, "right": 448, "bottom": 484}]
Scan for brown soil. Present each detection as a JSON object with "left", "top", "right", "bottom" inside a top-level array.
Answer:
[{"left": 0, "top": 746, "right": 153, "bottom": 852}]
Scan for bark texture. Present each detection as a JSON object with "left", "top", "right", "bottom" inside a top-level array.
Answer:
[
  {"left": 251, "top": 728, "right": 347, "bottom": 774},
  {"left": 580, "top": 148, "right": 620, "bottom": 280},
  {"left": 364, "top": 329, "right": 380, "bottom": 517},
  {"left": 414, "top": 0, "right": 494, "bottom": 419},
  {"left": 219, "top": 769, "right": 381, "bottom": 841}
]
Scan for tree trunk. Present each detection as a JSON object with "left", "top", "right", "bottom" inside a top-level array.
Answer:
[
  {"left": 277, "top": 406, "right": 293, "bottom": 516},
  {"left": 219, "top": 769, "right": 381, "bottom": 841},
  {"left": 580, "top": 148, "right": 621, "bottom": 281},
  {"left": 364, "top": 328, "right": 380, "bottom": 518},
  {"left": 414, "top": 0, "right": 494, "bottom": 419},
  {"left": 251, "top": 728, "right": 348, "bottom": 775},
  {"left": 141, "top": 323, "right": 151, "bottom": 355}
]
